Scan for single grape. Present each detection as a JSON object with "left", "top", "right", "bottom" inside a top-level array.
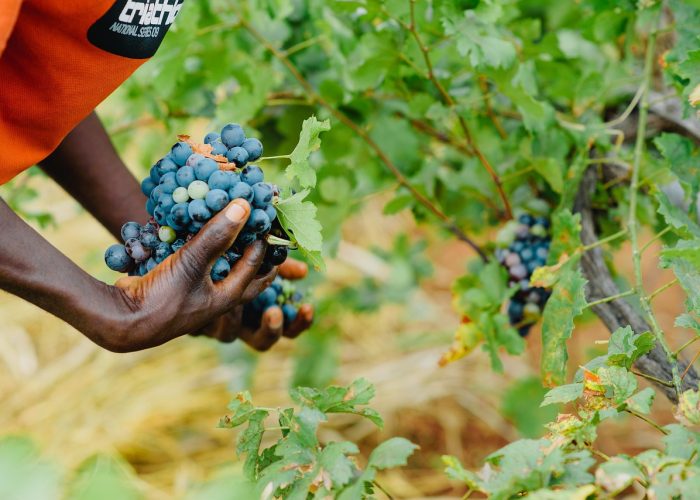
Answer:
[
  {"left": 157, "top": 156, "right": 179, "bottom": 176},
  {"left": 509, "top": 264, "right": 528, "bottom": 281},
  {"left": 508, "top": 300, "right": 524, "bottom": 323},
  {"left": 186, "top": 153, "right": 205, "bottom": 167},
  {"left": 241, "top": 165, "right": 264, "bottom": 185},
  {"left": 211, "top": 257, "right": 231, "bottom": 282},
  {"left": 266, "top": 244, "right": 288, "bottom": 266},
  {"left": 171, "top": 239, "right": 185, "bottom": 252},
  {"left": 264, "top": 204, "right": 277, "bottom": 222},
  {"left": 233, "top": 231, "right": 257, "bottom": 251},
  {"left": 138, "top": 262, "right": 148, "bottom": 276},
  {"left": 149, "top": 185, "right": 163, "bottom": 203},
  {"left": 246, "top": 208, "right": 271, "bottom": 233},
  {"left": 504, "top": 253, "right": 521, "bottom": 267},
  {"left": 105, "top": 244, "right": 133, "bottom": 272},
  {"left": 515, "top": 224, "right": 530, "bottom": 239},
  {"left": 254, "top": 286, "right": 278, "bottom": 310},
  {"left": 141, "top": 177, "right": 156, "bottom": 197},
  {"left": 518, "top": 214, "right": 535, "bottom": 226},
  {"left": 530, "top": 224, "right": 547, "bottom": 238},
  {"left": 526, "top": 260, "right": 539, "bottom": 274},
  {"left": 520, "top": 247, "right": 534, "bottom": 262},
  {"left": 204, "top": 132, "right": 220, "bottom": 144},
  {"left": 221, "top": 123, "right": 246, "bottom": 148},
  {"left": 153, "top": 205, "right": 168, "bottom": 226},
  {"left": 282, "top": 303, "right": 298, "bottom": 326},
  {"left": 171, "top": 141, "right": 193, "bottom": 166},
  {"left": 205, "top": 189, "right": 229, "bottom": 212},
  {"left": 535, "top": 216, "right": 550, "bottom": 229},
  {"left": 140, "top": 229, "right": 160, "bottom": 249},
  {"left": 188, "top": 180, "right": 210, "bottom": 199},
  {"left": 149, "top": 165, "right": 161, "bottom": 184},
  {"left": 170, "top": 203, "right": 191, "bottom": 226},
  {"left": 120, "top": 222, "right": 141, "bottom": 242},
  {"left": 226, "top": 146, "right": 249, "bottom": 167},
  {"left": 146, "top": 198, "right": 156, "bottom": 217},
  {"left": 519, "top": 279, "right": 531, "bottom": 291},
  {"left": 125, "top": 238, "right": 151, "bottom": 262},
  {"left": 188, "top": 221, "right": 204, "bottom": 233},
  {"left": 211, "top": 141, "right": 228, "bottom": 156},
  {"left": 225, "top": 170, "right": 241, "bottom": 186},
  {"left": 172, "top": 186, "right": 189, "bottom": 204},
  {"left": 145, "top": 257, "right": 158, "bottom": 272},
  {"left": 176, "top": 166, "right": 196, "bottom": 187},
  {"left": 154, "top": 241, "right": 173, "bottom": 263},
  {"left": 252, "top": 182, "right": 273, "bottom": 208},
  {"left": 511, "top": 241, "right": 525, "bottom": 253},
  {"left": 194, "top": 158, "right": 219, "bottom": 181},
  {"left": 208, "top": 170, "right": 231, "bottom": 191},
  {"left": 157, "top": 193, "right": 175, "bottom": 213},
  {"left": 535, "top": 246, "right": 548, "bottom": 261},
  {"left": 159, "top": 225, "right": 177, "bottom": 243},
  {"left": 271, "top": 277, "right": 283, "bottom": 295},
  {"left": 229, "top": 182, "right": 253, "bottom": 203},
  {"left": 241, "top": 138, "right": 263, "bottom": 161},
  {"left": 523, "top": 302, "right": 541, "bottom": 321},
  {"left": 188, "top": 199, "right": 212, "bottom": 222}
]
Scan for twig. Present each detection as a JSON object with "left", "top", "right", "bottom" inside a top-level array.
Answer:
[
  {"left": 403, "top": 0, "right": 512, "bottom": 219},
  {"left": 478, "top": 75, "right": 507, "bottom": 139},
  {"left": 584, "top": 290, "right": 636, "bottom": 309},
  {"left": 625, "top": 409, "right": 669, "bottom": 435},
  {"left": 641, "top": 226, "right": 672, "bottom": 254},
  {"left": 240, "top": 19, "right": 489, "bottom": 261},
  {"left": 675, "top": 336, "right": 700, "bottom": 357},
  {"left": 373, "top": 480, "right": 394, "bottom": 500},
  {"left": 581, "top": 229, "right": 628, "bottom": 252},
  {"left": 399, "top": 113, "right": 472, "bottom": 156},
  {"left": 630, "top": 369, "right": 674, "bottom": 388},
  {"left": 648, "top": 279, "right": 678, "bottom": 302},
  {"left": 682, "top": 349, "right": 700, "bottom": 380}
]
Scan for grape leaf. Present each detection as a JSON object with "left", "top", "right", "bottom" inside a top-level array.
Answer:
[
  {"left": 367, "top": 438, "right": 418, "bottom": 470},
  {"left": 626, "top": 387, "right": 655, "bottom": 414},
  {"left": 285, "top": 116, "right": 331, "bottom": 188},
  {"left": 275, "top": 190, "right": 325, "bottom": 270},
  {"left": 662, "top": 256, "right": 700, "bottom": 314},
  {"left": 548, "top": 210, "right": 582, "bottom": 264},
  {"left": 597, "top": 366, "right": 637, "bottom": 406},
  {"left": 663, "top": 424, "right": 700, "bottom": 461},
  {"left": 606, "top": 326, "right": 656, "bottom": 369},
  {"left": 656, "top": 191, "right": 700, "bottom": 239},
  {"left": 541, "top": 263, "right": 588, "bottom": 387},
  {"left": 68, "top": 455, "right": 141, "bottom": 500},
  {"left": 541, "top": 383, "right": 584, "bottom": 407}
]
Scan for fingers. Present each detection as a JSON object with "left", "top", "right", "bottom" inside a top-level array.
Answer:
[
  {"left": 241, "top": 266, "right": 278, "bottom": 303},
  {"left": 278, "top": 258, "right": 308, "bottom": 280},
  {"left": 213, "top": 240, "right": 267, "bottom": 307},
  {"left": 179, "top": 199, "right": 250, "bottom": 273},
  {"left": 239, "top": 306, "right": 284, "bottom": 351},
  {"left": 283, "top": 303, "right": 314, "bottom": 339}
]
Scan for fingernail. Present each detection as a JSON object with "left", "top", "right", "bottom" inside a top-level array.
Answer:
[
  {"left": 225, "top": 200, "right": 248, "bottom": 222},
  {"left": 269, "top": 312, "right": 283, "bottom": 330}
]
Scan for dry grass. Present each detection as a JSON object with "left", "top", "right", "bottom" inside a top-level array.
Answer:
[{"left": 0, "top": 173, "right": 689, "bottom": 499}]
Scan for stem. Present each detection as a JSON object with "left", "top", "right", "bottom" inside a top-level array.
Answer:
[
  {"left": 649, "top": 279, "right": 678, "bottom": 302},
  {"left": 478, "top": 75, "right": 507, "bottom": 139},
  {"left": 631, "top": 369, "right": 674, "bottom": 388},
  {"left": 240, "top": 19, "right": 489, "bottom": 261},
  {"left": 404, "top": 0, "right": 512, "bottom": 219},
  {"left": 257, "top": 155, "right": 290, "bottom": 161},
  {"left": 581, "top": 229, "right": 628, "bottom": 252},
  {"left": 399, "top": 113, "right": 472, "bottom": 156},
  {"left": 500, "top": 166, "right": 535, "bottom": 183},
  {"left": 585, "top": 289, "right": 636, "bottom": 309},
  {"left": 625, "top": 409, "right": 669, "bottom": 435},
  {"left": 682, "top": 349, "right": 700, "bottom": 380},
  {"left": 373, "top": 481, "right": 394, "bottom": 500},
  {"left": 641, "top": 226, "right": 672, "bottom": 254},
  {"left": 589, "top": 447, "right": 611, "bottom": 461},
  {"left": 627, "top": 22, "right": 682, "bottom": 396},
  {"left": 282, "top": 35, "right": 326, "bottom": 56},
  {"left": 674, "top": 336, "right": 700, "bottom": 357}
]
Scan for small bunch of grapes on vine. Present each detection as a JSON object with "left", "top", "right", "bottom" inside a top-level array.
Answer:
[
  {"left": 495, "top": 214, "right": 552, "bottom": 336},
  {"left": 104, "top": 123, "right": 302, "bottom": 321},
  {"left": 243, "top": 276, "right": 305, "bottom": 329}
]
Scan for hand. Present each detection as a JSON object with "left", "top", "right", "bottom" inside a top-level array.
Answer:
[
  {"left": 105, "top": 199, "right": 275, "bottom": 352},
  {"left": 194, "top": 258, "right": 314, "bottom": 351}
]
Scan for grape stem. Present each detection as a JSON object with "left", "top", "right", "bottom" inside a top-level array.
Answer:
[
  {"left": 584, "top": 289, "right": 636, "bottom": 309},
  {"left": 240, "top": 18, "right": 489, "bottom": 262},
  {"left": 266, "top": 234, "right": 296, "bottom": 248},
  {"left": 624, "top": 409, "right": 669, "bottom": 435}
]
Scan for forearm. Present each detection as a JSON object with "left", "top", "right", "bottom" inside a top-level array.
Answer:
[
  {"left": 39, "top": 112, "right": 147, "bottom": 239},
  {"left": 0, "top": 199, "right": 129, "bottom": 347}
]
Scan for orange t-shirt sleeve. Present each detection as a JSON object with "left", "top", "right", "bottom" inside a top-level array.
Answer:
[
  {"left": 0, "top": 0, "right": 22, "bottom": 57},
  {"left": 0, "top": 1, "right": 184, "bottom": 185}
]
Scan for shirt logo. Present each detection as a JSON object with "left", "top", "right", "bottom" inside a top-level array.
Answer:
[{"left": 88, "top": 0, "right": 185, "bottom": 59}]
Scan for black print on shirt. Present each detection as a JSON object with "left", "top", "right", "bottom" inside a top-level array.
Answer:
[{"left": 87, "top": 0, "right": 184, "bottom": 59}]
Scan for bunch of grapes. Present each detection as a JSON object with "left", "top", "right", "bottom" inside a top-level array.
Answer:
[
  {"left": 105, "top": 123, "right": 299, "bottom": 317},
  {"left": 495, "top": 214, "right": 552, "bottom": 336},
  {"left": 242, "top": 276, "right": 305, "bottom": 329}
]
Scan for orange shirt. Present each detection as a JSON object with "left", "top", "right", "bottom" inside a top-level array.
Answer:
[{"left": 0, "top": 0, "right": 184, "bottom": 184}]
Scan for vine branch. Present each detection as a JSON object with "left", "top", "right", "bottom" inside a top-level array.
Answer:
[{"left": 240, "top": 18, "right": 489, "bottom": 261}]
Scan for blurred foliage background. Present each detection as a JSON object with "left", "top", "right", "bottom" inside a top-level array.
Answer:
[{"left": 1, "top": 0, "right": 697, "bottom": 497}]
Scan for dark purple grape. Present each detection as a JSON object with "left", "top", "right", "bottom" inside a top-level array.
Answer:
[
  {"left": 125, "top": 238, "right": 151, "bottom": 263},
  {"left": 121, "top": 222, "right": 141, "bottom": 242},
  {"left": 105, "top": 244, "right": 133, "bottom": 272}
]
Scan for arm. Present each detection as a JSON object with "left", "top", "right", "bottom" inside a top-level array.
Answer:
[{"left": 39, "top": 112, "right": 146, "bottom": 239}]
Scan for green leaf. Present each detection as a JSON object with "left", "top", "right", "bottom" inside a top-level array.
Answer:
[
  {"left": 502, "top": 377, "right": 558, "bottom": 437},
  {"left": 540, "top": 383, "right": 584, "bottom": 406},
  {"left": 656, "top": 191, "right": 700, "bottom": 239},
  {"left": 442, "top": 455, "right": 484, "bottom": 491},
  {"left": 661, "top": 240, "right": 700, "bottom": 270},
  {"left": 596, "top": 457, "right": 644, "bottom": 494},
  {"left": 663, "top": 424, "right": 700, "bottom": 461},
  {"left": 547, "top": 210, "right": 583, "bottom": 264},
  {"left": 0, "top": 436, "right": 62, "bottom": 500},
  {"left": 597, "top": 366, "right": 637, "bottom": 406},
  {"left": 606, "top": 327, "right": 656, "bottom": 369},
  {"left": 626, "top": 387, "right": 656, "bottom": 414},
  {"left": 532, "top": 158, "right": 564, "bottom": 193},
  {"left": 276, "top": 190, "right": 325, "bottom": 270},
  {"left": 654, "top": 133, "right": 700, "bottom": 194},
  {"left": 541, "top": 263, "right": 588, "bottom": 386},
  {"left": 237, "top": 410, "right": 270, "bottom": 480},
  {"left": 285, "top": 116, "right": 331, "bottom": 188},
  {"left": 289, "top": 378, "right": 381, "bottom": 426},
  {"left": 318, "top": 442, "right": 359, "bottom": 488},
  {"left": 367, "top": 438, "right": 418, "bottom": 470}
]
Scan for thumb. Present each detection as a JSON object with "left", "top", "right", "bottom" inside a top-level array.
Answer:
[{"left": 180, "top": 199, "right": 250, "bottom": 272}]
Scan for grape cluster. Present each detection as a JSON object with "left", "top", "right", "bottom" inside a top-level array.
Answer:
[
  {"left": 242, "top": 276, "right": 304, "bottom": 329},
  {"left": 105, "top": 123, "right": 289, "bottom": 285},
  {"left": 495, "top": 214, "right": 552, "bottom": 336}
]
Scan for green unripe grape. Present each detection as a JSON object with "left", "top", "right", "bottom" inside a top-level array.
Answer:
[
  {"left": 530, "top": 224, "right": 547, "bottom": 238},
  {"left": 523, "top": 302, "right": 541, "bottom": 322},
  {"left": 188, "top": 180, "right": 209, "bottom": 200},
  {"left": 495, "top": 220, "right": 519, "bottom": 248},
  {"left": 159, "top": 226, "right": 177, "bottom": 243},
  {"left": 172, "top": 186, "right": 189, "bottom": 204}
]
